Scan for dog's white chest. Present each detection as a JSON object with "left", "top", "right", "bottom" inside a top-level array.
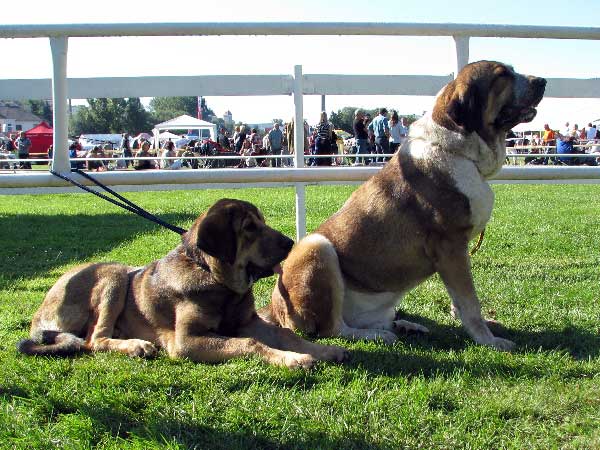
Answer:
[{"left": 449, "top": 158, "right": 495, "bottom": 236}]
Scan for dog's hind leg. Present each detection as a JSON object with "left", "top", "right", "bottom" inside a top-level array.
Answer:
[
  {"left": 268, "top": 234, "right": 345, "bottom": 337},
  {"left": 86, "top": 269, "right": 157, "bottom": 358}
]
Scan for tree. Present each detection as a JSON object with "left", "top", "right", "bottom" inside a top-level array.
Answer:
[
  {"left": 148, "top": 96, "right": 215, "bottom": 123},
  {"left": 329, "top": 107, "right": 360, "bottom": 133},
  {"left": 68, "top": 98, "right": 152, "bottom": 135},
  {"left": 122, "top": 98, "right": 152, "bottom": 134},
  {"left": 149, "top": 97, "right": 197, "bottom": 123},
  {"left": 27, "top": 100, "right": 53, "bottom": 125}
]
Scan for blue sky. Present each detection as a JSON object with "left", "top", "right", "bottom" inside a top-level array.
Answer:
[{"left": 1, "top": 0, "right": 599, "bottom": 127}]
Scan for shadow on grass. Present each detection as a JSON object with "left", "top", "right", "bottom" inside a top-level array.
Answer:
[
  {"left": 342, "top": 311, "right": 600, "bottom": 379},
  {"left": 58, "top": 401, "right": 386, "bottom": 450},
  {"left": 0, "top": 212, "right": 196, "bottom": 284},
  {"left": 412, "top": 311, "right": 599, "bottom": 359}
]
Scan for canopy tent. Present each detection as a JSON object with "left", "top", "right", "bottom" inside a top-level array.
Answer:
[
  {"left": 24, "top": 121, "right": 53, "bottom": 158},
  {"left": 152, "top": 115, "right": 216, "bottom": 149},
  {"left": 158, "top": 131, "right": 181, "bottom": 141}
]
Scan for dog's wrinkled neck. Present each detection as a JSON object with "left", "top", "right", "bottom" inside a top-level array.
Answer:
[{"left": 410, "top": 112, "right": 506, "bottom": 179}]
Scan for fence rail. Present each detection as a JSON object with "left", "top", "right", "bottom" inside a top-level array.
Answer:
[{"left": 1, "top": 22, "right": 600, "bottom": 238}]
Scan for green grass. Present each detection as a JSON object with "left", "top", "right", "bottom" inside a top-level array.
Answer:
[{"left": 1, "top": 184, "right": 599, "bottom": 449}]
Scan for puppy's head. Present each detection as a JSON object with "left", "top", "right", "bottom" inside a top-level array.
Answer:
[
  {"left": 433, "top": 60, "right": 546, "bottom": 142},
  {"left": 183, "top": 199, "right": 294, "bottom": 289}
]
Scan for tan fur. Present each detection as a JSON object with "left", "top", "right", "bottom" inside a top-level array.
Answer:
[
  {"left": 18, "top": 199, "right": 348, "bottom": 369},
  {"left": 264, "top": 61, "right": 546, "bottom": 350}
]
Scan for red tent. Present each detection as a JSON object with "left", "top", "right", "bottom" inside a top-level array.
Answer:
[{"left": 25, "top": 121, "right": 53, "bottom": 160}]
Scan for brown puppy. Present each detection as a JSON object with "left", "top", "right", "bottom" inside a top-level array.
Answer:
[
  {"left": 18, "top": 199, "right": 347, "bottom": 368},
  {"left": 263, "top": 61, "right": 546, "bottom": 350}
]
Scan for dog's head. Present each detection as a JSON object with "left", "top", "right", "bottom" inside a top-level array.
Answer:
[
  {"left": 183, "top": 199, "right": 294, "bottom": 292},
  {"left": 432, "top": 60, "right": 546, "bottom": 143}
]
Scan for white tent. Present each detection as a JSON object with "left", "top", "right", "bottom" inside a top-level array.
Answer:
[
  {"left": 152, "top": 115, "right": 217, "bottom": 149},
  {"left": 158, "top": 131, "right": 181, "bottom": 141}
]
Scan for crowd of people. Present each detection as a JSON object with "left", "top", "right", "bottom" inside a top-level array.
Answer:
[
  {"left": 2, "top": 115, "right": 599, "bottom": 171},
  {"left": 507, "top": 122, "right": 600, "bottom": 166}
]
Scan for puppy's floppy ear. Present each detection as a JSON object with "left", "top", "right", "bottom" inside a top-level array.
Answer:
[
  {"left": 433, "top": 80, "right": 483, "bottom": 134},
  {"left": 185, "top": 208, "right": 237, "bottom": 265}
]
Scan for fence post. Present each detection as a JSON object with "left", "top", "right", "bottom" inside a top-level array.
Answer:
[
  {"left": 293, "top": 64, "right": 306, "bottom": 241},
  {"left": 49, "top": 36, "right": 70, "bottom": 174},
  {"left": 453, "top": 35, "right": 470, "bottom": 78}
]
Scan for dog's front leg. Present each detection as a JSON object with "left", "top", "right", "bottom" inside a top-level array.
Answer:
[
  {"left": 433, "top": 237, "right": 515, "bottom": 351},
  {"left": 237, "top": 316, "right": 348, "bottom": 363},
  {"left": 171, "top": 305, "right": 317, "bottom": 369},
  {"left": 170, "top": 332, "right": 318, "bottom": 369}
]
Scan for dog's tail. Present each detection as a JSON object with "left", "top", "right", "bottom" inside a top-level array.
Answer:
[{"left": 16, "top": 330, "right": 86, "bottom": 357}]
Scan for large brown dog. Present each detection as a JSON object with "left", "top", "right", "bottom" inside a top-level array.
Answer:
[
  {"left": 262, "top": 61, "right": 546, "bottom": 350},
  {"left": 18, "top": 199, "right": 347, "bottom": 368}
]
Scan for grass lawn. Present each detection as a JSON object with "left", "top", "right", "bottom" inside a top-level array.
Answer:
[{"left": 0, "top": 184, "right": 599, "bottom": 449}]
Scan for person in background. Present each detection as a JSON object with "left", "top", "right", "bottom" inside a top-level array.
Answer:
[
  {"left": 388, "top": 111, "right": 408, "bottom": 157},
  {"left": 249, "top": 128, "right": 266, "bottom": 166},
  {"left": 69, "top": 143, "right": 84, "bottom": 170},
  {"left": 239, "top": 137, "right": 256, "bottom": 168},
  {"left": 14, "top": 131, "right": 32, "bottom": 169},
  {"left": 368, "top": 108, "right": 390, "bottom": 163},
  {"left": 43, "top": 144, "right": 53, "bottom": 170},
  {"left": 268, "top": 122, "right": 284, "bottom": 167},
  {"left": 133, "top": 141, "right": 155, "bottom": 170},
  {"left": 540, "top": 123, "right": 556, "bottom": 165},
  {"left": 314, "top": 111, "right": 333, "bottom": 166},
  {"left": 160, "top": 139, "right": 176, "bottom": 169},
  {"left": 234, "top": 125, "right": 247, "bottom": 153},
  {"left": 352, "top": 109, "right": 370, "bottom": 165},
  {"left": 250, "top": 128, "right": 262, "bottom": 150},
  {"left": 556, "top": 126, "right": 579, "bottom": 165},
  {"left": 586, "top": 122, "right": 597, "bottom": 141},
  {"left": 218, "top": 127, "right": 231, "bottom": 150},
  {"left": 120, "top": 133, "right": 132, "bottom": 168},
  {"left": 399, "top": 117, "right": 409, "bottom": 143},
  {"left": 3, "top": 134, "right": 15, "bottom": 161},
  {"left": 86, "top": 145, "right": 106, "bottom": 171}
]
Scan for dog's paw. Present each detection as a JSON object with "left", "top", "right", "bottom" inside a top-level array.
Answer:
[
  {"left": 281, "top": 352, "right": 316, "bottom": 370},
  {"left": 126, "top": 339, "right": 158, "bottom": 358},
  {"left": 371, "top": 330, "right": 399, "bottom": 345},
  {"left": 319, "top": 344, "right": 349, "bottom": 363},
  {"left": 488, "top": 336, "right": 515, "bottom": 351},
  {"left": 392, "top": 320, "right": 429, "bottom": 334}
]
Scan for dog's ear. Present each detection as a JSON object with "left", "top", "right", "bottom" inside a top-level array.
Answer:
[
  {"left": 433, "top": 79, "right": 483, "bottom": 134},
  {"left": 185, "top": 207, "right": 237, "bottom": 265}
]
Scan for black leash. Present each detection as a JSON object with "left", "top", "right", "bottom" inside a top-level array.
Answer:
[{"left": 50, "top": 169, "right": 187, "bottom": 235}]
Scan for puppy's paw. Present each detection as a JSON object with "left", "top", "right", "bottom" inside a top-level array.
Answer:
[
  {"left": 392, "top": 320, "right": 429, "bottom": 334},
  {"left": 126, "top": 339, "right": 158, "bottom": 358},
  {"left": 281, "top": 352, "right": 316, "bottom": 370},
  {"left": 489, "top": 336, "right": 515, "bottom": 351},
  {"left": 319, "top": 344, "right": 349, "bottom": 363}
]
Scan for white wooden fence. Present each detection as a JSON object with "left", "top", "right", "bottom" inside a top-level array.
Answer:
[{"left": 1, "top": 22, "right": 600, "bottom": 239}]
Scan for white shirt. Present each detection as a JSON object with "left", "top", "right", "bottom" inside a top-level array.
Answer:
[
  {"left": 586, "top": 126, "right": 597, "bottom": 140},
  {"left": 389, "top": 122, "right": 408, "bottom": 143}
]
